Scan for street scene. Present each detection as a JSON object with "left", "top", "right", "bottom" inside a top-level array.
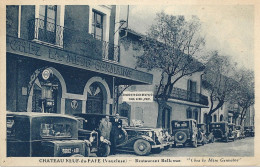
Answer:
[
  {"left": 111, "top": 137, "right": 254, "bottom": 157},
  {"left": 5, "top": 4, "right": 254, "bottom": 159}
]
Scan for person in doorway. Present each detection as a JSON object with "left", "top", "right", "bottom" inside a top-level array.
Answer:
[
  {"left": 110, "top": 113, "right": 122, "bottom": 155},
  {"left": 98, "top": 116, "right": 112, "bottom": 140}
]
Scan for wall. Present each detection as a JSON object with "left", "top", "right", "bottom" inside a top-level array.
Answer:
[{"left": 119, "top": 33, "right": 205, "bottom": 127}]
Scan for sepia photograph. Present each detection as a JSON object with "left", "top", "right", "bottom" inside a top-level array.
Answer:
[{"left": 0, "top": 1, "right": 259, "bottom": 166}]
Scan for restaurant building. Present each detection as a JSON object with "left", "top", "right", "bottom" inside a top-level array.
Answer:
[
  {"left": 118, "top": 29, "right": 209, "bottom": 129},
  {"left": 6, "top": 5, "right": 152, "bottom": 115}
]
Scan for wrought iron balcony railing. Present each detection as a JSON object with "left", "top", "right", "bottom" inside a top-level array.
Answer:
[
  {"left": 28, "top": 18, "right": 64, "bottom": 47},
  {"left": 28, "top": 18, "right": 120, "bottom": 63},
  {"left": 155, "top": 85, "right": 209, "bottom": 106},
  {"left": 102, "top": 40, "right": 120, "bottom": 63}
]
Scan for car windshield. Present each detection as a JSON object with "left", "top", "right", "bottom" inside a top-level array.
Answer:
[
  {"left": 173, "top": 121, "right": 188, "bottom": 128},
  {"left": 236, "top": 126, "right": 241, "bottom": 130},
  {"left": 40, "top": 123, "right": 72, "bottom": 137}
]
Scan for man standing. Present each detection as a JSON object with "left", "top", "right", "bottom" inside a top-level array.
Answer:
[
  {"left": 110, "top": 113, "right": 122, "bottom": 155},
  {"left": 99, "top": 116, "right": 112, "bottom": 140}
]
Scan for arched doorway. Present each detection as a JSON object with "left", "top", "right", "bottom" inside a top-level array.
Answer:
[
  {"left": 220, "top": 114, "right": 224, "bottom": 121},
  {"left": 86, "top": 82, "right": 104, "bottom": 114},
  {"left": 83, "top": 77, "right": 112, "bottom": 114},
  {"left": 28, "top": 67, "right": 65, "bottom": 113}
]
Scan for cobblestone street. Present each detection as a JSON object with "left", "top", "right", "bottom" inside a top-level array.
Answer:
[{"left": 109, "top": 137, "right": 254, "bottom": 157}]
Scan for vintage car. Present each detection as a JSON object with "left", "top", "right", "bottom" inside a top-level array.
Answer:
[
  {"left": 171, "top": 119, "right": 198, "bottom": 148},
  {"left": 197, "top": 123, "right": 214, "bottom": 144},
  {"left": 6, "top": 111, "right": 86, "bottom": 157},
  {"left": 235, "top": 125, "right": 245, "bottom": 139},
  {"left": 228, "top": 123, "right": 237, "bottom": 141},
  {"left": 118, "top": 117, "right": 174, "bottom": 155},
  {"left": 244, "top": 126, "right": 255, "bottom": 137},
  {"left": 73, "top": 113, "right": 112, "bottom": 157},
  {"left": 209, "top": 122, "right": 232, "bottom": 142}
]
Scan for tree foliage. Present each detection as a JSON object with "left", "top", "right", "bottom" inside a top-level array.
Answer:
[
  {"left": 136, "top": 12, "right": 205, "bottom": 102},
  {"left": 232, "top": 69, "right": 254, "bottom": 125},
  {"left": 202, "top": 51, "right": 239, "bottom": 121}
]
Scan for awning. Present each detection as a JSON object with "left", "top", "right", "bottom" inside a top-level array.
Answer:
[{"left": 6, "top": 35, "right": 153, "bottom": 85}]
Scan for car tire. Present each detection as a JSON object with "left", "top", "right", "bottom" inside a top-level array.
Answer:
[
  {"left": 225, "top": 137, "right": 228, "bottom": 143},
  {"left": 152, "top": 148, "right": 163, "bottom": 154},
  {"left": 133, "top": 139, "right": 151, "bottom": 156},
  {"left": 85, "top": 146, "right": 91, "bottom": 157},
  {"left": 164, "top": 145, "right": 170, "bottom": 150},
  {"left": 192, "top": 138, "right": 198, "bottom": 148},
  {"left": 174, "top": 131, "right": 187, "bottom": 144},
  {"left": 70, "top": 154, "right": 84, "bottom": 157},
  {"left": 96, "top": 144, "right": 110, "bottom": 157}
]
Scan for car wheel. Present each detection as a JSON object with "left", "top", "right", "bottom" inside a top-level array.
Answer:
[
  {"left": 174, "top": 131, "right": 187, "bottom": 144},
  {"left": 225, "top": 137, "right": 228, "bottom": 143},
  {"left": 133, "top": 139, "right": 151, "bottom": 156},
  {"left": 192, "top": 138, "right": 198, "bottom": 148},
  {"left": 70, "top": 154, "right": 84, "bottom": 157},
  {"left": 152, "top": 148, "right": 163, "bottom": 154},
  {"left": 85, "top": 146, "right": 91, "bottom": 157},
  {"left": 211, "top": 136, "right": 215, "bottom": 143},
  {"left": 96, "top": 144, "right": 110, "bottom": 157},
  {"left": 164, "top": 145, "right": 170, "bottom": 150}
]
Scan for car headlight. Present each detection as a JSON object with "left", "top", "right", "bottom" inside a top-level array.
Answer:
[
  {"left": 148, "top": 131, "right": 153, "bottom": 137},
  {"left": 100, "top": 136, "right": 104, "bottom": 142},
  {"left": 89, "top": 136, "right": 94, "bottom": 143}
]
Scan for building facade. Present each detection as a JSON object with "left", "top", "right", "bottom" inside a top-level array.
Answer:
[
  {"left": 118, "top": 30, "right": 209, "bottom": 130},
  {"left": 6, "top": 5, "right": 152, "bottom": 115}
]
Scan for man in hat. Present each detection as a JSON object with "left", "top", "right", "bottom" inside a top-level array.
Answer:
[
  {"left": 99, "top": 116, "right": 112, "bottom": 140},
  {"left": 110, "top": 113, "right": 122, "bottom": 155}
]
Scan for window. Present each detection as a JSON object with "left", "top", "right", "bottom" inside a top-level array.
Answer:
[
  {"left": 187, "top": 108, "right": 192, "bottom": 119},
  {"left": 92, "top": 10, "right": 103, "bottom": 40},
  {"left": 40, "top": 123, "right": 72, "bottom": 138},
  {"left": 187, "top": 80, "right": 197, "bottom": 101},
  {"left": 213, "top": 115, "right": 217, "bottom": 122},
  {"left": 38, "top": 5, "right": 58, "bottom": 44},
  {"left": 220, "top": 114, "right": 224, "bottom": 121}
]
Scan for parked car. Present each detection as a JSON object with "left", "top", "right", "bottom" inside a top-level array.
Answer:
[
  {"left": 209, "top": 122, "right": 231, "bottom": 142},
  {"left": 236, "top": 125, "right": 245, "bottom": 139},
  {"left": 244, "top": 126, "right": 255, "bottom": 137},
  {"left": 117, "top": 117, "right": 174, "bottom": 155},
  {"left": 197, "top": 123, "right": 214, "bottom": 144},
  {"left": 171, "top": 119, "right": 198, "bottom": 148},
  {"left": 6, "top": 111, "right": 86, "bottom": 157},
  {"left": 228, "top": 123, "right": 237, "bottom": 141},
  {"left": 73, "top": 113, "right": 112, "bottom": 157}
]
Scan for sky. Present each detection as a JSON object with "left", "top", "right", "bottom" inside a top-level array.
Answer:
[{"left": 119, "top": 5, "right": 254, "bottom": 70}]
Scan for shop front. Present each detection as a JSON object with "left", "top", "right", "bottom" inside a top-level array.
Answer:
[{"left": 6, "top": 35, "right": 153, "bottom": 115}]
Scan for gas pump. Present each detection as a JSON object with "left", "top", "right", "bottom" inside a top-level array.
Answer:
[{"left": 39, "top": 68, "right": 58, "bottom": 113}]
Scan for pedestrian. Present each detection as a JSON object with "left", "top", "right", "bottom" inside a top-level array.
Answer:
[
  {"left": 110, "top": 113, "right": 122, "bottom": 155},
  {"left": 98, "top": 116, "right": 112, "bottom": 140}
]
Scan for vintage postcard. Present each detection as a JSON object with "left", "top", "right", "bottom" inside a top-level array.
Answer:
[{"left": 0, "top": 0, "right": 259, "bottom": 166}]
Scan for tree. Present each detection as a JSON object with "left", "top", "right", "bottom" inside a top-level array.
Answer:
[
  {"left": 233, "top": 69, "right": 254, "bottom": 125},
  {"left": 136, "top": 12, "right": 206, "bottom": 127},
  {"left": 202, "top": 51, "right": 239, "bottom": 124}
]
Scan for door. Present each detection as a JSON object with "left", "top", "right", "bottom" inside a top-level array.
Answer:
[
  {"left": 86, "top": 83, "right": 103, "bottom": 114},
  {"left": 162, "top": 108, "right": 171, "bottom": 130}
]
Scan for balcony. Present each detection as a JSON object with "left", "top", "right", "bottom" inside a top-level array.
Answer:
[
  {"left": 28, "top": 18, "right": 119, "bottom": 63},
  {"left": 155, "top": 85, "right": 209, "bottom": 106}
]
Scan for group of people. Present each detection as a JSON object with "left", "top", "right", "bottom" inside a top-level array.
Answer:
[{"left": 98, "top": 114, "right": 122, "bottom": 155}]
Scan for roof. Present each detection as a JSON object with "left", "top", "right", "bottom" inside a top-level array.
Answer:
[
  {"left": 6, "top": 111, "right": 78, "bottom": 120},
  {"left": 171, "top": 119, "right": 197, "bottom": 122},
  {"left": 74, "top": 113, "right": 128, "bottom": 119}
]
